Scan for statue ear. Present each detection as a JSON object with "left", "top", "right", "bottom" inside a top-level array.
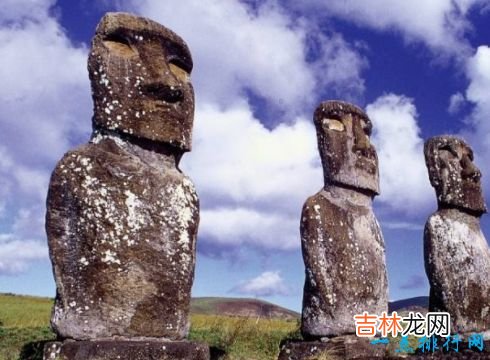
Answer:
[{"left": 424, "top": 140, "right": 443, "bottom": 189}]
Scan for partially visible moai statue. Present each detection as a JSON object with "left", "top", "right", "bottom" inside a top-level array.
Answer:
[
  {"left": 301, "top": 100, "right": 388, "bottom": 338},
  {"left": 424, "top": 136, "right": 490, "bottom": 334},
  {"left": 44, "top": 12, "right": 208, "bottom": 359}
]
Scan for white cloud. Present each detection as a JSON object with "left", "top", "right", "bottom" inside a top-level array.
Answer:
[
  {"left": 199, "top": 208, "right": 298, "bottom": 251},
  {"left": 448, "top": 92, "right": 466, "bottom": 114},
  {"left": 230, "top": 270, "right": 291, "bottom": 297},
  {"left": 368, "top": 94, "right": 434, "bottom": 214},
  {"left": 291, "top": 0, "right": 487, "bottom": 58},
  {"left": 0, "top": 0, "right": 89, "bottom": 274},
  {"left": 0, "top": 0, "right": 369, "bottom": 271},
  {"left": 382, "top": 221, "right": 424, "bottom": 231},
  {"left": 466, "top": 46, "right": 490, "bottom": 111},
  {"left": 119, "top": 0, "right": 367, "bottom": 113},
  {"left": 399, "top": 274, "right": 426, "bottom": 290},
  {"left": 0, "top": 18, "right": 90, "bottom": 167},
  {"left": 307, "top": 31, "right": 367, "bottom": 101},
  {"left": 182, "top": 103, "right": 321, "bottom": 252},
  {"left": 185, "top": 103, "right": 320, "bottom": 206},
  {"left": 1, "top": 0, "right": 55, "bottom": 23},
  {"left": 460, "top": 46, "right": 490, "bottom": 190},
  {"left": 0, "top": 234, "right": 48, "bottom": 275}
]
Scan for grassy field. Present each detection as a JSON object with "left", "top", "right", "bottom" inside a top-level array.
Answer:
[{"left": 0, "top": 293, "right": 300, "bottom": 360}]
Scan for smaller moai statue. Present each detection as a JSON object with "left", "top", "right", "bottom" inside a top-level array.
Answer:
[
  {"left": 424, "top": 135, "right": 490, "bottom": 334},
  {"left": 43, "top": 12, "right": 209, "bottom": 360},
  {"left": 301, "top": 100, "right": 388, "bottom": 338},
  {"left": 278, "top": 101, "right": 388, "bottom": 359}
]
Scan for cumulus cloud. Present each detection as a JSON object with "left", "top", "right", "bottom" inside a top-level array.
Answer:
[
  {"left": 118, "top": 0, "right": 368, "bottom": 254},
  {"left": 199, "top": 208, "right": 299, "bottom": 253},
  {"left": 1, "top": 0, "right": 365, "bottom": 272},
  {"left": 368, "top": 94, "right": 434, "bottom": 215},
  {"left": 118, "top": 0, "right": 367, "bottom": 114},
  {"left": 1, "top": 0, "right": 55, "bottom": 24},
  {"left": 306, "top": 31, "right": 367, "bottom": 102},
  {"left": 460, "top": 46, "right": 490, "bottom": 191},
  {"left": 465, "top": 46, "right": 490, "bottom": 113},
  {"left": 0, "top": 0, "right": 368, "bottom": 271},
  {"left": 183, "top": 103, "right": 321, "bottom": 253},
  {"left": 399, "top": 274, "right": 427, "bottom": 290},
  {"left": 290, "top": 0, "right": 487, "bottom": 59},
  {"left": 0, "top": 235, "right": 48, "bottom": 275},
  {"left": 0, "top": 0, "right": 89, "bottom": 274},
  {"left": 230, "top": 270, "right": 291, "bottom": 296},
  {"left": 448, "top": 92, "right": 466, "bottom": 114}
]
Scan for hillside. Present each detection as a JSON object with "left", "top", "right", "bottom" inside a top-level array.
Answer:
[
  {"left": 0, "top": 293, "right": 299, "bottom": 324},
  {"left": 389, "top": 296, "right": 429, "bottom": 314},
  {"left": 191, "top": 297, "right": 300, "bottom": 320},
  {"left": 0, "top": 293, "right": 429, "bottom": 325}
]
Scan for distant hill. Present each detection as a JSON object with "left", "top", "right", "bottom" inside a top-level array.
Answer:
[
  {"left": 389, "top": 296, "right": 429, "bottom": 314},
  {"left": 191, "top": 297, "right": 300, "bottom": 320},
  {"left": 0, "top": 293, "right": 300, "bottom": 323},
  {"left": 1, "top": 293, "right": 428, "bottom": 324}
]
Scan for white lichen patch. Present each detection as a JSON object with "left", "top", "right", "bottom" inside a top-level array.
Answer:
[
  {"left": 124, "top": 190, "right": 145, "bottom": 231},
  {"left": 102, "top": 249, "right": 121, "bottom": 265},
  {"left": 160, "top": 177, "right": 197, "bottom": 252}
]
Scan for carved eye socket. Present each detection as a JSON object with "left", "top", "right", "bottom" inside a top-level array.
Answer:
[
  {"left": 169, "top": 60, "right": 189, "bottom": 82},
  {"left": 361, "top": 119, "right": 372, "bottom": 136},
  {"left": 439, "top": 145, "right": 458, "bottom": 158},
  {"left": 103, "top": 34, "right": 136, "bottom": 57},
  {"left": 323, "top": 118, "right": 345, "bottom": 131}
]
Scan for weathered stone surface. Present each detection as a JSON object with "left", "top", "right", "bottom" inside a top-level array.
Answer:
[
  {"left": 43, "top": 340, "right": 210, "bottom": 360},
  {"left": 88, "top": 12, "right": 194, "bottom": 152},
  {"left": 424, "top": 136, "right": 490, "bottom": 334},
  {"left": 278, "top": 336, "right": 387, "bottom": 359},
  {"left": 46, "top": 12, "right": 199, "bottom": 341},
  {"left": 301, "top": 101, "right": 388, "bottom": 339},
  {"left": 424, "top": 136, "right": 486, "bottom": 214},
  {"left": 314, "top": 101, "right": 379, "bottom": 195}
]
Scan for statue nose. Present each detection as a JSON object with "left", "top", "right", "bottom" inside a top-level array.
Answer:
[
  {"left": 461, "top": 156, "right": 481, "bottom": 181},
  {"left": 144, "top": 82, "right": 184, "bottom": 103},
  {"left": 352, "top": 120, "right": 373, "bottom": 156}
]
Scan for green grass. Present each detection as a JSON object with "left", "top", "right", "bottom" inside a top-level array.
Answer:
[
  {"left": 0, "top": 294, "right": 52, "bottom": 328},
  {"left": 0, "top": 294, "right": 56, "bottom": 360},
  {"left": 0, "top": 293, "right": 299, "bottom": 360},
  {"left": 189, "top": 314, "right": 300, "bottom": 359}
]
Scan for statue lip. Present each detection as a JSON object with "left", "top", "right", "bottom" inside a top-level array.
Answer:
[
  {"left": 143, "top": 84, "right": 184, "bottom": 103},
  {"left": 152, "top": 99, "right": 185, "bottom": 108}
]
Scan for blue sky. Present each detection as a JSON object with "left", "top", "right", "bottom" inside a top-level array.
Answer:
[{"left": 1, "top": 0, "right": 490, "bottom": 312}]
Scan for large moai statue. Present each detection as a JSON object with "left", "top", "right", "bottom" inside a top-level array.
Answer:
[
  {"left": 44, "top": 12, "right": 209, "bottom": 360},
  {"left": 424, "top": 135, "right": 490, "bottom": 335},
  {"left": 279, "top": 101, "right": 388, "bottom": 359}
]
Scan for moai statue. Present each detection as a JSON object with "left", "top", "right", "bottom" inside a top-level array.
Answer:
[
  {"left": 424, "top": 136, "right": 490, "bottom": 334},
  {"left": 300, "top": 100, "right": 388, "bottom": 339},
  {"left": 44, "top": 12, "right": 209, "bottom": 359},
  {"left": 278, "top": 101, "right": 388, "bottom": 359}
]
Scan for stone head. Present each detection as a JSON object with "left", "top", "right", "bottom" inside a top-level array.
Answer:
[
  {"left": 424, "top": 136, "right": 486, "bottom": 215},
  {"left": 314, "top": 100, "right": 379, "bottom": 195},
  {"left": 88, "top": 12, "right": 194, "bottom": 152}
]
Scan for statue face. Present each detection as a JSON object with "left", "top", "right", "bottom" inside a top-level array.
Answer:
[
  {"left": 88, "top": 13, "right": 194, "bottom": 152},
  {"left": 425, "top": 136, "right": 486, "bottom": 215},
  {"left": 314, "top": 101, "right": 379, "bottom": 195}
]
